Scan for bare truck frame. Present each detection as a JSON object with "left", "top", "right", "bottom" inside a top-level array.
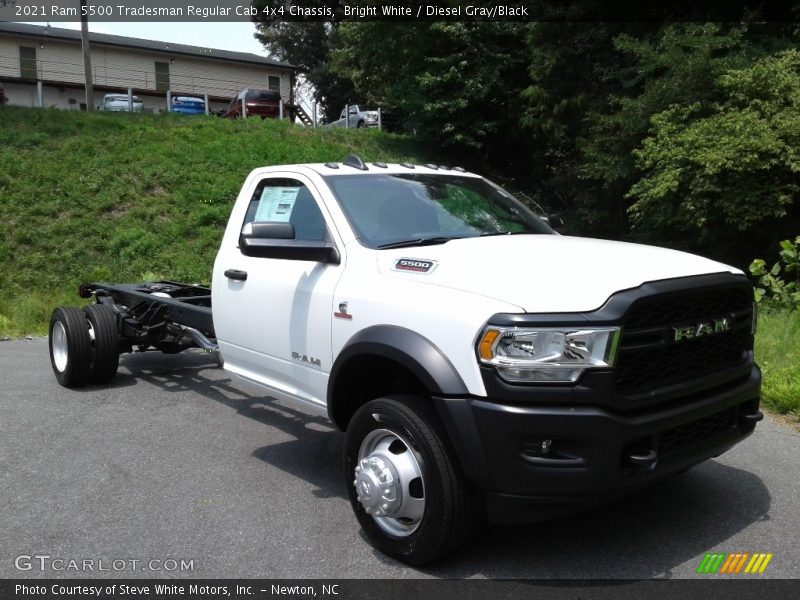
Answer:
[{"left": 50, "top": 281, "right": 219, "bottom": 387}]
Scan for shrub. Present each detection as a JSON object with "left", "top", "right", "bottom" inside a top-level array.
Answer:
[{"left": 749, "top": 236, "right": 800, "bottom": 312}]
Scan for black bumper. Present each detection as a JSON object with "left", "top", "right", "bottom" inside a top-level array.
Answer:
[{"left": 433, "top": 365, "right": 762, "bottom": 524}]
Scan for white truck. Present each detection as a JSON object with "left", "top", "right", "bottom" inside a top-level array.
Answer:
[
  {"left": 327, "top": 105, "right": 380, "bottom": 129},
  {"left": 49, "top": 155, "right": 762, "bottom": 565}
]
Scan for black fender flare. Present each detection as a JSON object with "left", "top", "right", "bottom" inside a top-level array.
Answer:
[
  {"left": 329, "top": 325, "right": 492, "bottom": 489},
  {"left": 328, "top": 325, "right": 468, "bottom": 425}
]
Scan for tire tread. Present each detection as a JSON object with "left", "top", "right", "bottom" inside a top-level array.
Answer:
[{"left": 83, "top": 303, "right": 120, "bottom": 383}]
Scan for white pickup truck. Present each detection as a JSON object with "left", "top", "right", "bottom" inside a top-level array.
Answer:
[
  {"left": 49, "top": 155, "right": 762, "bottom": 565},
  {"left": 327, "top": 105, "right": 380, "bottom": 129}
]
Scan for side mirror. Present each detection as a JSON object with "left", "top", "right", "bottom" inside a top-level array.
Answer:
[
  {"left": 541, "top": 214, "right": 565, "bottom": 230},
  {"left": 240, "top": 222, "right": 340, "bottom": 264}
]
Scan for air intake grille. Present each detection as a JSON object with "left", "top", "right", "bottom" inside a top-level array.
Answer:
[
  {"left": 657, "top": 408, "right": 737, "bottom": 456},
  {"left": 615, "top": 285, "right": 753, "bottom": 394}
]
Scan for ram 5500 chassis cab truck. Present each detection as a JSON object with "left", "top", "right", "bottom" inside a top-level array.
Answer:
[{"left": 49, "top": 155, "right": 763, "bottom": 565}]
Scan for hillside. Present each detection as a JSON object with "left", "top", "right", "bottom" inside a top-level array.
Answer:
[{"left": 0, "top": 107, "right": 429, "bottom": 337}]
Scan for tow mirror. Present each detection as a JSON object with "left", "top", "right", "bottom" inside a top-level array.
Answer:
[{"left": 240, "top": 222, "right": 340, "bottom": 264}]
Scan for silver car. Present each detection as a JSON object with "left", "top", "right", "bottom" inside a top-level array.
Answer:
[
  {"left": 99, "top": 94, "right": 144, "bottom": 112},
  {"left": 328, "top": 104, "right": 379, "bottom": 129}
]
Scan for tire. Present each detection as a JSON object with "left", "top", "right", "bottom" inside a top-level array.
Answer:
[
  {"left": 49, "top": 306, "right": 92, "bottom": 387},
  {"left": 357, "top": 120, "right": 366, "bottom": 129},
  {"left": 344, "top": 395, "right": 474, "bottom": 565},
  {"left": 82, "top": 303, "right": 120, "bottom": 383}
]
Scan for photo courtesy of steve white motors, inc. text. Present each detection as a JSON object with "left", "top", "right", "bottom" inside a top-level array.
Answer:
[{"left": 14, "top": 584, "right": 341, "bottom": 597}]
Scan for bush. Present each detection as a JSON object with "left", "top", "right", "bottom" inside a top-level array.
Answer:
[{"left": 749, "top": 236, "right": 800, "bottom": 312}]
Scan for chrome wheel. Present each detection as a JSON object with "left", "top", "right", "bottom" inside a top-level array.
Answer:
[
  {"left": 354, "top": 428, "right": 425, "bottom": 537},
  {"left": 52, "top": 321, "right": 69, "bottom": 373}
]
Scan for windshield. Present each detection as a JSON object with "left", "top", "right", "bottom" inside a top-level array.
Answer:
[
  {"left": 324, "top": 173, "right": 553, "bottom": 249},
  {"left": 247, "top": 90, "right": 281, "bottom": 102},
  {"left": 106, "top": 95, "right": 140, "bottom": 102}
]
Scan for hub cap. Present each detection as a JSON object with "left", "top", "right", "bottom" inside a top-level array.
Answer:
[{"left": 354, "top": 429, "right": 425, "bottom": 537}]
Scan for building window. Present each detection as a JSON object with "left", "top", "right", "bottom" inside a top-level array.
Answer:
[
  {"left": 19, "top": 46, "right": 37, "bottom": 80},
  {"left": 155, "top": 61, "right": 170, "bottom": 91},
  {"left": 268, "top": 75, "right": 280, "bottom": 93}
]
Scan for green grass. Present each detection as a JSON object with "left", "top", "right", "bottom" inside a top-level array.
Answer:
[
  {"left": 754, "top": 308, "right": 800, "bottom": 418},
  {"left": 0, "top": 106, "right": 430, "bottom": 337}
]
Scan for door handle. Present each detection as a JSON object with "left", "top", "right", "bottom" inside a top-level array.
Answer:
[{"left": 224, "top": 269, "right": 247, "bottom": 281}]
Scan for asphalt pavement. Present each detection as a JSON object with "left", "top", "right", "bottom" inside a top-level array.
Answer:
[{"left": 1, "top": 339, "right": 798, "bottom": 579}]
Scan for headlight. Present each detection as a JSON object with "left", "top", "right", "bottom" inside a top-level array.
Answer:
[{"left": 477, "top": 326, "right": 621, "bottom": 383}]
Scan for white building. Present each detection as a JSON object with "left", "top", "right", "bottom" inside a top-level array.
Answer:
[{"left": 0, "top": 22, "right": 299, "bottom": 115}]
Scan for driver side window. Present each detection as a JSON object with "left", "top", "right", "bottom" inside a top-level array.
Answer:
[{"left": 243, "top": 178, "right": 328, "bottom": 243}]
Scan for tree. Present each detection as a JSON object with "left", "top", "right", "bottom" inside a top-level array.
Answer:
[
  {"left": 628, "top": 49, "right": 800, "bottom": 264},
  {"left": 332, "top": 22, "right": 531, "bottom": 161},
  {"left": 251, "top": 1, "right": 354, "bottom": 121}
]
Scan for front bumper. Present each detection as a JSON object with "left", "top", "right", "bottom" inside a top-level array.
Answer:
[{"left": 433, "top": 365, "right": 762, "bottom": 524}]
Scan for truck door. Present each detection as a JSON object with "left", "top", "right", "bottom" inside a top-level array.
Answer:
[{"left": 212, "top": 175, "right": 343, "bottom": 410}]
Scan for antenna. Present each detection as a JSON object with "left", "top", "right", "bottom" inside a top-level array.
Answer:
[{"left": 343, "top": 155, "right": 368, "bottom": 171}]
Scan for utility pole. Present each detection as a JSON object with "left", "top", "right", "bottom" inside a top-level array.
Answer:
[{"left": 80, "top": 0, "right": 94, "bottom": 110}]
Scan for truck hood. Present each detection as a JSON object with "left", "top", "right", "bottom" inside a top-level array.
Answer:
[{"left": 376, "top": 235, "right": 741, "bottom": 313}]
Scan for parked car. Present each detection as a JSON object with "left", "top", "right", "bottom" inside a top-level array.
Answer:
[
  {"left": 99, "top": 94, "right": 143, "bottom": 112},
  {"left": 328, "top": 104, "right": 380, "bottom": 129},
  {"left": 170, "top": 96, "right": 206, "bottom": 115},
  {"left": 222, "top": 89, "right": 281, "bottom": 119}
]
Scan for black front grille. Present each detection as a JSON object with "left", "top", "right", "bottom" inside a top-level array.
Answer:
[
  {"left": 657, "top": 408, "right": 737, "bottom": 456},
  {"left": 623, "top": 286, "right": 752, "bottom": 330},
  {"left": 616, "top": 284, "right": 753, "bottom": 394}
]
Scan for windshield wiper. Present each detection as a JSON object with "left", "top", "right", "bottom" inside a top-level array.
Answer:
[
  {"left": 479, "top": 231, "right": 529, "bottom": 237},
  {"left": 377, "top": 236, "right": 458, "bottom": 250}
]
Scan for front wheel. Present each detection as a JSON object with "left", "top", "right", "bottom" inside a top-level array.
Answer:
[
  {"left": 344, "top": 395, "right": 474, "bottom": 565},
  {"left": 356, "top": 120, "right": 366, "bottom": 129}
]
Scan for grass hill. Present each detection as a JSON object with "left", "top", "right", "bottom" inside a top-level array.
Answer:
[{"left": 0, "top": 106, "right": 428, "bottom": 337}]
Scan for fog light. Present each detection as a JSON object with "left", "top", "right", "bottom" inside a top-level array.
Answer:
[{"left": 520, "top": 438, "right": 588, "bottom": 467}]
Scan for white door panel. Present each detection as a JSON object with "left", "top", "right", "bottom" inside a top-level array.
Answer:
[{"left": 213, "top": 174, "right": 343, "bottom": 408}]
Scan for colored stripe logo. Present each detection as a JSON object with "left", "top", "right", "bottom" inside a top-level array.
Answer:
[{"left": 696, "top": 552, "right": 773, "bottom": 574}]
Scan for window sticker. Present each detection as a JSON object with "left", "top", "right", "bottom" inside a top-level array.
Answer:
[{"left": 254, "top": 187, "right": 300, "bottom": 222}]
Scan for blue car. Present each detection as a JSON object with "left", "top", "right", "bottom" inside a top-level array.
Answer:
[{"left": 170, "top": 96, "right": 206, "bottom": 115}]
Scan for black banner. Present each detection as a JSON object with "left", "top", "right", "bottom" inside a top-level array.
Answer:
[
  {"left": 0, "top": 0, "right": 799, "bottom": 23},
  {"left": 2, "top": 580, "right": 800, "bottom": 600}
]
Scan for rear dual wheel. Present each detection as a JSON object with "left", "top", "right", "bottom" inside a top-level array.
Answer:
[
  {"left": 49, "top": 304, "right": 119, "bottom": 387},
  {"left": 83, "top": 303, "right": 120, "bottom": 383}
]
